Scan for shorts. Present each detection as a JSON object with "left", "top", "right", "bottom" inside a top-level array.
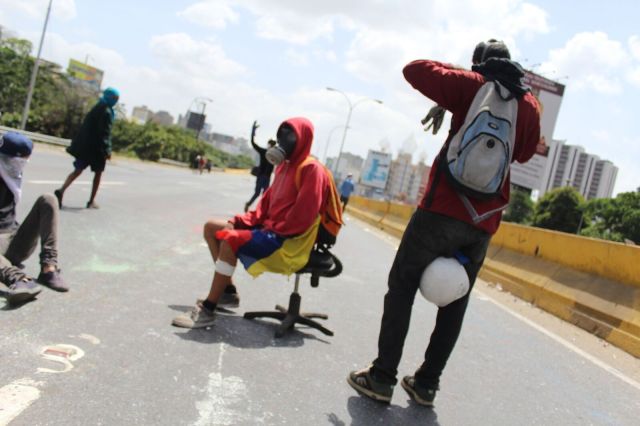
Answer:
[{"left": 73, "top": 158, "right": 105, "bottom": 173}]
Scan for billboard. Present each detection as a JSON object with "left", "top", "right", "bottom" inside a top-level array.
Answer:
[
  {"left": 67, "top": 59, "right": 104, "bottom": 92},
  {"left": 510, "top": 71, "right": 565, "bottom": 191},
  {"left": 186, "top": 111, "right": 206, "bottom": 132},
  {"left": 361, "top": 150, "right": 391, "bottom": 190}
]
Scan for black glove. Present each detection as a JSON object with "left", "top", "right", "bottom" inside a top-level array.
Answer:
[
  {"left": 251, "top": 120, "right": 259, "bottom": 141},
  {"left": 421, "top": 105, "right": 445, "bottom": 135}
]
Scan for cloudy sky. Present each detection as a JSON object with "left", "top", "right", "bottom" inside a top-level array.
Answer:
[{"left": 1, "top": 0, "right": 639, "bottom": 194}]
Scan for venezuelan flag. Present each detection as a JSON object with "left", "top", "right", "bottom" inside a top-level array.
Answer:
[{"left": 215, "top": 217, "right": 320, "bottom": 277}]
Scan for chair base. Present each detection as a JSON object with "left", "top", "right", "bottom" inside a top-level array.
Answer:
[{"left": 244, "top": 292, "right": 333, "bottom": 338}]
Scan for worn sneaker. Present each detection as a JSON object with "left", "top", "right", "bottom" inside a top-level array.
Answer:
[
  {"left": 37, "top": 268, "right": 69, "bottom": 292},
  {"left": 54, "top": 189, "right": 63, "bottom": 208},
  {"left": 347, "top": 366, "right": 393, "bottom": 403},
  {"left": 5, "top": 279, "right": 42, "bottom": 305},
  {"left": 172, "top": 302, "right": 216, "bottom": 329},
  {"left": 401, "top": 376, "right": 437, "bottom": 407}
]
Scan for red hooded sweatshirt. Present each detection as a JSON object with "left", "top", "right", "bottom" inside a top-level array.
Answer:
[
  {"left": 232, "top": 117, "right": 330, "bottom": 237},
  {"left": 403, "top": 60, "right": 541, "bottom": 234}
]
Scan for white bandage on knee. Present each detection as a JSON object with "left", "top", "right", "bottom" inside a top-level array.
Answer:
[{"left": 215, "top": 260, "right": 236, "bottom": 277}]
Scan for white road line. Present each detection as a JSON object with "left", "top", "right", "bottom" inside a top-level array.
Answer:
[
  {"left": 479, "top": 292, "right": 640, "bottom": 391},
  {"left": 0, "top": 379, "right": 42, "bottom": 426},
  {"left": 27, "top": 180, "right": 125, "bottom": 185}
]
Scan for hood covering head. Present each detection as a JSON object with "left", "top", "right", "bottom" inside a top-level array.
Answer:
[
  {"left": 276, "top": 117, "right": 314, "bottom": 167},
  {"left": 0, "top": 132, "right": 32, "bottom": 204},
  {"left": 472, "top": 57, "right": 529, "bottom": 98},
  {"left": 100, "top": 87, "right": 120, "bottom": 107}
]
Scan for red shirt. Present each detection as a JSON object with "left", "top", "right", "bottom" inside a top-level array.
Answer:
[{"left": 403, "top": 60, "right": 541, "bottom": 234}]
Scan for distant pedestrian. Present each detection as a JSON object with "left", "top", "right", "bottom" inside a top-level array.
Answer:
[
  {"left": 54, "top": 87, "right": 119, "bottom": 209},
  {"left": 348, "top": 39, "right": 541, "bottom": 407},
  {"left": 244, "top": 120, "right": 276, "bottom": 212},
  {"left": 0, "top": 132, "right": 67, "bottom": 305},
  {"left": 339, "top": 173, "right": 355, "bottom": 210}
]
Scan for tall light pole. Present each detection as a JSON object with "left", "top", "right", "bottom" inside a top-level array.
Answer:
[
  {"left": 326, "top": 87, "right": 382, "bottom": 178},
  {"left": 323, "top": 124, "right": 348, "bottom": 165},
  {"left": 20, "top": 0, "right": 53, "bottom": 130}
]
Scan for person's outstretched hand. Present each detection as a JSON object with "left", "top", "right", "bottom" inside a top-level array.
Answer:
[
  {"left": 421, "top": 105, "right": 446, "bottom": 135},
  {"left": 251, "top": 120, "right": 259, "bottom": 140}
]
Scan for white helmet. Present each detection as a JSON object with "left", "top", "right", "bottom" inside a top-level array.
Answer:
[{"left": 419, "top": 257, "right": 470, "bottom": 307}]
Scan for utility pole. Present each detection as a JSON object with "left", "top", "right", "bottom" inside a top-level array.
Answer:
[{"left": 20, "top": 0, "right": 53, "bottom": 130}]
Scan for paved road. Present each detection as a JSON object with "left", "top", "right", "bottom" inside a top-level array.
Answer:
[{"left": 1, "top": 146, "right": 639, "bottom": 426}]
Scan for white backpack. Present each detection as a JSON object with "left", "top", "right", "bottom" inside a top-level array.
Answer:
[{"left": 444, "top": 80, "right": 518, "bottom": 222}]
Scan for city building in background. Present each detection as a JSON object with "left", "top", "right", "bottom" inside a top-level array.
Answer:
[
  {"left": 327, "top": 152, "right": 364, "bottom": 183},
  {"left": 131, "top": 105, "right": 153, "bottom": 124},
  {"left": 203, "top": 132, "right": 252, "bottom": 157},
  {"left": 385, "top": 153, "right": 431, "bottom": 204},
  {"left": 542, "top": 141, "right": 618, "bottom": 199},
  {"left": 150, "top": 110, "right": 174, "bottom": 126}
]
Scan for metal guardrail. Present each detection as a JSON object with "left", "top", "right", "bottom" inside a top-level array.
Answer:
[{"left": 0, "top": 125, "right": 71, "bottom": 147}]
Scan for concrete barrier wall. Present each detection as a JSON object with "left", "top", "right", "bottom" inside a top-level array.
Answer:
[{"left": 348, "top": 195, "right": 640, "bottom": 288}]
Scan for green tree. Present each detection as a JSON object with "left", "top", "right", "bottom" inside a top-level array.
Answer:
[
  {"left": 531, "top": 187, "right": 585, "bottom": 233},
  {"left": 503, "top": 189, "right": 534, "bottom": 224},
  {"left": 581, "top": 191, "right": 640, "bottom": 243}
]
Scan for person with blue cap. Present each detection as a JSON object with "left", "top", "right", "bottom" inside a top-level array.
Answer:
[
  {"left": 54, "top": 87, "right": 119, "bottom": 209},
  {"left": 0, "top": 132, "right": 67, "bottom": 305}
]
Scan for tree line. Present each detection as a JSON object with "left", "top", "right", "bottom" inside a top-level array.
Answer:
[
  {"left": 0, "top": 36, "right": 252, "bottom": 169},
  {"left": 504, "top": 186, "right": 640, "bottom": 244}
]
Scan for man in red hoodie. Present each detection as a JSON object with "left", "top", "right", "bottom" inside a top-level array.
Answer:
[
  {"left": 172, "top": 117, "right": 330, "bottom": 329},
  {"left": 348, "top": 40, "right": 541, "bottom": 406}
]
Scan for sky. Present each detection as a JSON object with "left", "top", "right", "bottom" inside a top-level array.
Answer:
[{"left": 1, "top": 0, "right": 639, "bottom": 195}]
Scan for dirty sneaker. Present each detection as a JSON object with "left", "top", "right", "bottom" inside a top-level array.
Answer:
[
  {"left": 347, "top": 366, "right": 393, "bottom": 403},
  {"left": 172, "top": 302, "right": 216, "bottom": 329},
  {"left": 5, "top": 279, "right": 42, "bottom": 305},
  {"left": 54, "top": 189, "right": 63, "bottom": 208},
  {"left": 37, "top": 268, "right": 68, "bottom": 292},
  {"left": 401, "top": 376, "right": 437, "bottom": 407}
]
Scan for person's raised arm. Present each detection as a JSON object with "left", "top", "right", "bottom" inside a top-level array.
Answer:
[{"left": 250, "top": 120, "right": 266, "bottom": 155}]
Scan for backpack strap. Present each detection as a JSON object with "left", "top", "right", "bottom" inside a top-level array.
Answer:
[{"left": 294, "top": 156, "right": 315, "bottom": 190}]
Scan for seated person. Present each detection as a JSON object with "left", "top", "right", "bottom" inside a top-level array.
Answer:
[
  {"left": 0, "top": 132, "right": 67, "bottom": 305},
  {"left": 172, "top": 117, "right": 330, "bottom": 329}
]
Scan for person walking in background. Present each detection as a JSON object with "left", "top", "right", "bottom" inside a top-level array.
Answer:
[
  {"left": 244, "top": 120, "right": 276, "bottom": 212},
  {"left": 54, "top": 87, "right": 119, "bottom": 209},
  {"left": 348, "top": 39, "right": 540, "bottom": 407},
  {"left": 339, "top": 173, "right": 355, "bottom": 210},
  {"left": 0, "top": 133, "right": 67, "bottom": 305}
]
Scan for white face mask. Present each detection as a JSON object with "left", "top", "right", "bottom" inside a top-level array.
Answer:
[
  {"left": 266, "top": 146, "right": 287, "bottom": 166},
  {"left": 0, "top": 154, "right": 28, "bottom": 204}
]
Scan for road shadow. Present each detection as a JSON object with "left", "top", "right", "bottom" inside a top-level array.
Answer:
[
  {"left": 342, "top": 396, "right": 440, "bottom": 426},
  {"left": 60, "top": 206, "right": 86, "bottom": 213},
  {"left": 172, "top": 308, "right": 331, "bottom": 349}
]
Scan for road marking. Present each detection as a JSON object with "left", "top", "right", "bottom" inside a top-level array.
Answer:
[
  {"left": 479, "top": 292, "right": 640, "bottom": 392},
  {"left": 0, "top": 378, "right": 42, "bottom": 425},
  {"left": 27, "top": 180, "right": 125, "bottom": 185},
  {"left": 37, "top": 344, "right": 85, "bottom": 374},
  {"left": 194, "top": 343, "right": 253, "bottom": 426}
]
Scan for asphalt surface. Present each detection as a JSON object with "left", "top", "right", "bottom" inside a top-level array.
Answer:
[{"left": 1, "top": 145, "right": 639, "bottom": 426}]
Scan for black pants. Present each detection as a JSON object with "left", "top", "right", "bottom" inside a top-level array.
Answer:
[
  {"left": 0, "top": 194, "right": 59, "bottom": 284},
  {"left": 340, "top": 195, "right": 350, "bottom": 210},
  {"left": 246, "top": 174, "right": 271, "bottom": 207},
  {"left": 371, "top": 209, "right": 491, "bottom": 389}
]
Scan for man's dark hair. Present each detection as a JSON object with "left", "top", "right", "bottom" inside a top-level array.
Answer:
[
  {"left": 472, "top": 39, "right": 511, "bottom": 64},
  {"left": 268, "top": 139, "right": 276, "bottom": 147}
]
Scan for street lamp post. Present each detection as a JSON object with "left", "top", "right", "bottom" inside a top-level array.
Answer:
[
  {"left": 326, "top": 87, "right": 382, "bottom": 179},
  {"left": 20, "top": 0, "right": 53, "bottom": 130},
  {"left": 323, "top": 124, "right": 348, "bottom": 165}
]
